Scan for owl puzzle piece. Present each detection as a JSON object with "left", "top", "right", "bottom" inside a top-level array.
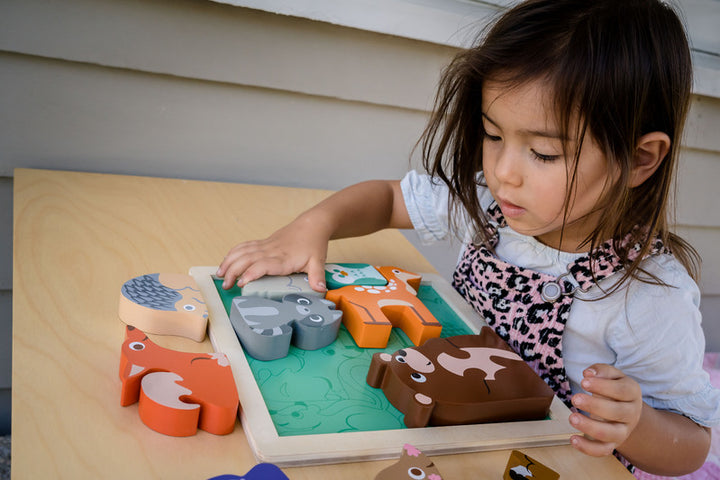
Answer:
[
  {"left": 366, "top": 327, "right": 555, "bottom": 428},
  {"left": 324, "top": 263, "right": 388, "bottom": 290},
  {"left": 504, "top": 450, "right": 559, "bottom": 480},
  {"left": 325, "top": 266, "right": 442, "bottom": 349},
  {"left": 207, "top": 463, "right": 289, "bottom": 480},
  {"left": 230, "top": 294, "right": 342, "bottom": 361},
  {"left": 240, "top": 273, "right": 323, "bottom": 301},
  {"left": 119, "top": 325, "right": 239, "bottom": 436},
  {"left": 375, "top": 444, "right": 443, "bottom": 480},
  {"left": 119, "top": 273, "right": 208, "bottom": 342}
]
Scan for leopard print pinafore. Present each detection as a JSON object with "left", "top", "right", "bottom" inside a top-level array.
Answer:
[{"left": 452, "top": 203, "right": 668, "bottom": 406}]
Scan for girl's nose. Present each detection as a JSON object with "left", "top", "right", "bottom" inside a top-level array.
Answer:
[{"left": 492, "top": 147, "right": 523, "bottom": 187}]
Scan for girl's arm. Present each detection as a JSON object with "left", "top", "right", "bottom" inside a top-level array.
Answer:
[
  {"left": 216, "top": 180, "right": 412, "bottom": 291},
  {"left": 570, "top": 363, "right": 712, "bottom": 476}
]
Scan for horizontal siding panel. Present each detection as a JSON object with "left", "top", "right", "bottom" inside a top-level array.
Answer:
[
  {"left": 684, "top": 95, "right": 720, "bottom": 152},
  {"left": 675, "top": 148, "right": 720, "bottom": 227},
  {"left": 0, "top": 53, "right": 429, "bottom": 189},
  {"left": 675, "top": 226, "right": 720, "bottom": 295},
  {"left": 0, "top": 0, "right": 455, "bottom": 112}
]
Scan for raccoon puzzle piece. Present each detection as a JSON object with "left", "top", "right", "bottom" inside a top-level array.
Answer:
[
  {"left": 325, "top": 266, "right": 442, "bottom": 349},
  {"left": 504, "top": 450, "right": 559, "bottom": 480},
  {"left": 207, "top": 463, "right": 289, "bottom": 480},
  {"left": 240, "top": 273, "right": 323, "bottom": 301},
  {"left": 366, "top": 327, "right": 555, "bottom": 428},
  {"left": 119, "top": 273, "right": 208, "bottom": 342},
  {"left": 375, "top": 444, "right": 443, "bottom": 480},
  {"left": 119, "top": 325, "right": 239, "bottom": 436},
  {"left": 324, "top": 263, "right": 388, "bottom": 290},
  {"left": 229, "top": 294, "right": 342, "bottom": 361}
]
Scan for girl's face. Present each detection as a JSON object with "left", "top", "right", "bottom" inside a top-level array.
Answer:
[{"left": 481, "top": 78, "right": 617, "bottom": 253}]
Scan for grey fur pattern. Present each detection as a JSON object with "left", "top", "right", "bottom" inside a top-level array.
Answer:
[{"left": 230, "top": 294, "right": 342, "bottom": 361}]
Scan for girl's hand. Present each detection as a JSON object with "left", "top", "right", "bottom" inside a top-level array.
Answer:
[
  {"left": 216, "top": 213, "right": 332, "bottom": 292},
  {"left": 569, "top": 363, "right": 643, "bottom": 457}
]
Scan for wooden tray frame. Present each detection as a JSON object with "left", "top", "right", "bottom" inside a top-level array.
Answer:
[{"left": 190, "top": 266, "right": 577, "bottom": 466}]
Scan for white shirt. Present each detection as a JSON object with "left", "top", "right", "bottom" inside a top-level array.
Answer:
[{"left": 401, "top": 170, "right": 720, "bottom": 427}]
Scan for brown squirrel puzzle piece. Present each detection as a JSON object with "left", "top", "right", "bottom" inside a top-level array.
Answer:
[
  {"left": 366, "top": 327, "right": 554, "bottom": 428},
  {"left": 375, "top": 444, "right": 443, "bottom": 480}
]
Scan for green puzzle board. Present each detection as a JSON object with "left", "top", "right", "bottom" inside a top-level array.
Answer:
[{"left": 213, "top": 279, "right": 473, "bottom": 436}]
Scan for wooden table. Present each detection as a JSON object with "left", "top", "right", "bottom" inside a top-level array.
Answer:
[{"left": 12, "top": 168, "right": 634, "bottom": 479}]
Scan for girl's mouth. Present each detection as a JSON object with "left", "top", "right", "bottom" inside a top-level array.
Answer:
[{"left": 498, "top": 199, "right": 525, "bottom": 218}]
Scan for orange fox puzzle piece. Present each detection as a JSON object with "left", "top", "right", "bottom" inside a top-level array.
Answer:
[
  {"left": 119, "top": 325, "right": 239, "bottom": 436},
  {"left": 325, "top": 266, "right": 442, "bottom": 348}
]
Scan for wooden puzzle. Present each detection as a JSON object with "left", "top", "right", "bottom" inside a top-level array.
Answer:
[
  {"left": 325, "top": 266, "right": 442, "bottom": 348},
  {"left": 119, "top": 325, "right": 239, "bottom": 436},
  {"left": 503, "top": 450, "right": 559, "bottom": 480},
  {"left": 366, "top": 328, "right": 555, "bottom": 428},
  {"left": 119, "top": 273, "right": 208, "bottom": 342},
  {"left": 191, "top": 266, "right": 577, "bottom": 466},
  {"left": 229, "top": 294, "right": 342, "bottom": 361},
  {"left": 239, "top": 273, "right": 322, "bottom": 300},
  {"left": 375, "top": 444, "right": 443, "bottom": 480}
]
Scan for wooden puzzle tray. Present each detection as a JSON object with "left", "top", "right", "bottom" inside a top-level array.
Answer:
[{"left": 190, "top": 266, "right": 577, "bottom": 466}]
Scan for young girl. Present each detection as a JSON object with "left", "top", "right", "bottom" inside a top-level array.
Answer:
[{"left": 217, "top": 0, "right": 719, "bottom": 476}]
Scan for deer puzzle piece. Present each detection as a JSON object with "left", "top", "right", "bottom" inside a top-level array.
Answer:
[
  {"left": 325, "top": 266, "right": 442, "bottom": 349},
  {"left": 324, "top": 263, "right": 387, "bottom": 290},
  {"left": 207, "top": 463, "right": 289, "bottom": 480},
  {"left": 240, "top": 273, "right": 323, "bottom": 301},
  {"left": 366, "top": 327, "right": 555, "bottom": 428},
  {"left": 230, "top": 294, "right": 342, "bottom": 361},
  {"left": 119, "top": 273, "right": 208, "bottom": 342},
  {"left": 119, "top": 325, "right": 239, "bottom": 436},
  {"left": 375, "top": 444, "right": 443, "bottom": 480},
  {"left": 504, "top": 450, "right": 559, "bottom": 480}
]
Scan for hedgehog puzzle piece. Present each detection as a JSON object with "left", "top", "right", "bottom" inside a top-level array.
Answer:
[
  {"left": 229, "top": 294, "right": 342, "bottom": 361},
  {"left": 366, "top": 327, "right": 555, "bottom": 428},
  {"left": 504, "top": 450, "right": 559, "bottom": 480},
  {"left": 119, "top": 325, "right": 239, "bottom": 436},
  {"left": 375, "top": 444, "right": 443, "bottom": 480},
  {"left": 325, "top": 266, "right": 442, "bottom": 349},
  {"left": 119, "top": 273, "right": 208, "bottom": 342}
]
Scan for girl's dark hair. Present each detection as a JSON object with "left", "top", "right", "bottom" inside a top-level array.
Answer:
[{"left": 421, "top": 0, "right": 700, "bottom": 287}]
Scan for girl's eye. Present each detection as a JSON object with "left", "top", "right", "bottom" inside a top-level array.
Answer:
[
  {"left": 531, "top": 149, "right": 560, "bottom": 163},
  {"left": 483, "top": 132, "right": 502, "bottom": 142}
]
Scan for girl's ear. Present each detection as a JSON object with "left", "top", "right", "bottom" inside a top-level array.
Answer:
[{"left": 630, "top": 132, "right": 671, "bottom": 187}]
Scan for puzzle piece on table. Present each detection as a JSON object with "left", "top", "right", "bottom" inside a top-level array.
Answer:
[
  {"left": 230, "top": 294, "right": 342, "bottom": 361},
  {"left": 325, "top": 266, "right": 442, "bottom": 348},
  {"left": 366, "top": 327, "right": 554, "bottom": 428},
  {"left": 375, "top": 444, "right": 444, "bottom": 480},
  {"left": 119, "top": 325, "right": 239, "bottom": 436},
  {"left": 504, "top": 450, "right": 559, "bottom": 480},
  {"left": 324, "top": 263, "right": 387, "bottom": 290},
  {"left": 207, "top": 463, "right": 289, "bottom": 480},
  {"left": 240, "top": 273, "right": 323, "bottom": 301},
  {"left": 119, "top": 273, "right": 208, "bottom": 342}
]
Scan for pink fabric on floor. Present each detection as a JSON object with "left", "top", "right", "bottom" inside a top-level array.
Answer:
[{"left": 634, "top": 353, "right": 720, "bottom": 480}]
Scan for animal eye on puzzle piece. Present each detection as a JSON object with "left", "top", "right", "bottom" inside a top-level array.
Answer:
[{"left": 118, "top": 273, "right": 208, "bottom": 342}]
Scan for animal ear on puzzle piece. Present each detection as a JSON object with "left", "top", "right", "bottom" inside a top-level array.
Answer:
[
  {"left": 366, "top": 352, "right": 393, "bottom": 388},
  {"left": 503, "top": 450, "right": 559, "bottom": 480},
  {"left": 375, "top": 444, "right": 444, "bottom": 480},
  {"left": 118, "top": 273, "right": 208, "bottom": 342},
  {"left": 403, "top": 392, "right": 435, "bottom": 428}
]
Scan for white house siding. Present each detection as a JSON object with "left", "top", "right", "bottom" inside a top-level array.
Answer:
[{"left": 0, "top": 0, "right": 718, "bottom": 434}]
